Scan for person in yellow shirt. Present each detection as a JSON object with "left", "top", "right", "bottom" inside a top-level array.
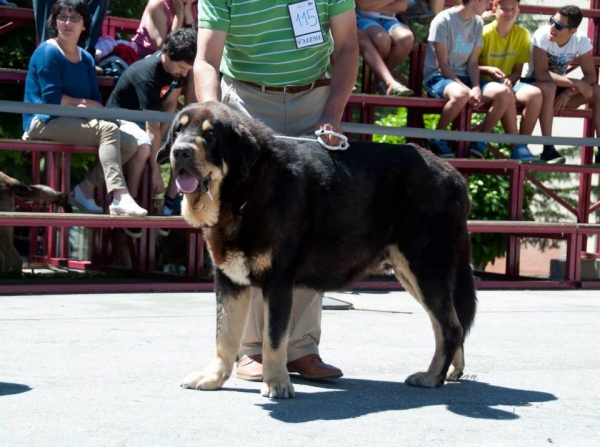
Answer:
[{"left": 479, "top": 0, "right": 553, "bottom": 161}]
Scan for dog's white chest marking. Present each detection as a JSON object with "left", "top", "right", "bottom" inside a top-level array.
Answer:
[{"left": 220, "top": 251, "right": 251, "bottom": 285}]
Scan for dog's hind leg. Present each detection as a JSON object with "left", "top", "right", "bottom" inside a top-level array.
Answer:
[
  {"left": 446, "top": 242, "right": 477, "bottom": 382},
  {"left": 406, "top": 291, "right": 463, "bottom": 388},
  {"left": 260, "top": 280, "right": 295, "bottom": 399},
  {"left": 181, "top": 271, "right": 251, "bottom": 391},
  {"left": 389, "top": 247, "right": 463, "bottom": 388}
]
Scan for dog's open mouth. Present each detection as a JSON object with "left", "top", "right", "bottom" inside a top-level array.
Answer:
[{"left": 175, "top": 170, "right": 212, "bottom": 197}]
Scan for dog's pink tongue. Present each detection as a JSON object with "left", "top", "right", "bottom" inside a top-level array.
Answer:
[{"left": 176, "top": 172, "right": 199, "bottom": 193}]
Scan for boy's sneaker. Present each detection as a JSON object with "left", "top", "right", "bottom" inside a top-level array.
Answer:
[
  {"left": 510, "top": 145, "right": 537, "bottom": 162},
  {"left": 157, "top": 228, "right": 170, "bottom": 237},
  {"left": 428, "top": 139, "right": 454, "bottom": 158},
  {"left": 540, "top": 145, "right": 566, "bottom": 164},
  {"left": 163, "top": 194, "right": 183, "bottom": 216},
  {"left": 469, "top": 141, "right": 487, "bottom": 159},
  {"left": 124, "top": 228, "right": 143, "bottom": 238}
]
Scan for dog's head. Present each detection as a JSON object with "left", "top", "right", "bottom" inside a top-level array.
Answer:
[{"left": 157, "top": 102, "right": 261, "bottom": 198}]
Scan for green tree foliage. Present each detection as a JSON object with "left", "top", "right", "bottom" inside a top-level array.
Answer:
[{"left": 107, "top": 0, "right": 147, "bottom": 24}]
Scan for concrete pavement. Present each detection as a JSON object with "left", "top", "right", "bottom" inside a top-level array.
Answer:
[{"left": 1, "top": 289, "right": 599, "bottom": 446}]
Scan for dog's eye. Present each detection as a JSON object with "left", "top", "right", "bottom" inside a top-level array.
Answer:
[
  {"left": 171, "top": 123, "right": 182, "bottom": 139},
  {"left": 204, "top": 129, "right": 216, "bottom": 142}
]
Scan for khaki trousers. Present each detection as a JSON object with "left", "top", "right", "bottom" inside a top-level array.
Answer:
[
  {"left": 222, "top": 76, "right": 329, "bottom": 361},
  {"left": 239, "top": 287, "right": 322, "bottom": 362},
  {"left": 221, "top": 75, "right": 330, "bottom": 136},
  {"left": 29, "top": 117, "right": 138, "bottom": 193}
]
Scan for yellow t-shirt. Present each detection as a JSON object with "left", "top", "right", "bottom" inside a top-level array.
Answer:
[{"left": 479, "top": 21, "right": 531, "bottom": 81}]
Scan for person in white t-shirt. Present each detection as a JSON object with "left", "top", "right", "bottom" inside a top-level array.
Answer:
[{"left": 522, "top": 5, "right": 600, "bottom": 164}]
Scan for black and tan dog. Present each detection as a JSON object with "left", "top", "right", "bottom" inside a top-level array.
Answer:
[
  {"left": 0, "top": 171, "right": 72, "bottom": 274},
  {"left": 158, "top": 102, "right": 477, "bottom": 399}
]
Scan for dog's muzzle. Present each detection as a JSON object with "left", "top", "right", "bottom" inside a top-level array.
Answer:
[{"left": 171, "top": 144, "right": 212, "bottom": 198}]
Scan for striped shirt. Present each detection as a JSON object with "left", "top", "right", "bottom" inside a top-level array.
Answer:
[{"left": 198, "top": 0, "right": 355, "bottom": 86}]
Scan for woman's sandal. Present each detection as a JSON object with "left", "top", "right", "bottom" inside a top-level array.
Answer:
[
  {"left": 376, "top": 81, "right": 414, "bottom": 97},
  {"left": 388, "top": 84, "right": 414, "bottom": 97}
]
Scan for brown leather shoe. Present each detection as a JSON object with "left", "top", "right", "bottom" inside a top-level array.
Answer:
[
  {"left": 236, "top": 355, "right": 263, "bottom": 382},
  {"left": 286, "top": 354, "right": 343, "bottom": 380}
]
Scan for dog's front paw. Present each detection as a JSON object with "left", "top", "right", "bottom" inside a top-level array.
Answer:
[
  {"left": 405, "top": 371, "right": 444, "bottom": 388},
  {"left": 181, "top": 360, "right": 230, "bottom": 390},
  {"left": 260, "top": 380, "right": 295, "bottom": 399}
]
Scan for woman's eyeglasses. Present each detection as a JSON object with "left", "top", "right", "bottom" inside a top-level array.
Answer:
[
  {"left": 549, "top": 17, "right": 571, "bottom": 31},
  {"left": 57, "top": 14, "right": 83, "bottom": 23}
]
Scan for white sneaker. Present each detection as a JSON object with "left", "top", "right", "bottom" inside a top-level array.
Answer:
[
  {"left": 109, "top": 200, "right": 147, "bottom": 216},
  {"left": 71, "top": 184, "right": 103, "bottom": 214}
]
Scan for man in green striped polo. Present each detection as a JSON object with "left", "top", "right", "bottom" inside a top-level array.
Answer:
[{"left": 193, "top": 0, "right": 358, "bottom": 381}]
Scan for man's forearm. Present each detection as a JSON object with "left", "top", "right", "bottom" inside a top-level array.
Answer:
[
  {"left": 319, "top": 43, "right": 359, "bottom": 126},
  {"left": 193, "top": 60, "right": 221, "bottom": 103}
]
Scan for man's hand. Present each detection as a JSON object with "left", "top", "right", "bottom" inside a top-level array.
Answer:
[{"left": 315, "top": 120, "right": 343, "bottom": 147}]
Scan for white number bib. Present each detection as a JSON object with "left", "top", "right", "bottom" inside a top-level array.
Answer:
[{"left": 288, "top": 0, "right": 324, "bottom": 49}]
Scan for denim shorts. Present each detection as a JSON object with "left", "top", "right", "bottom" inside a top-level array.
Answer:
[
  {"left": 356, "top": 12, "right": 410, "bottom": 33},
  {"left": 424, "top": 73, "right": 473, "bottom": 98},
  {"left": 513, "top": 80, "right": 530, "bottom": 94},
  {"left": 480, "top": 79, "right": 506, "bottom": 92}
]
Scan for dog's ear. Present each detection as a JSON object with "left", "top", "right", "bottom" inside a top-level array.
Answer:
[
  {"left": 156, "top": 143, "right": 170, "bottom": 165},
  {"left": 156, "top": 119, "right": 177, "bottom": 165},
  {"left": 232, "top": 121, "right": 260, "bottom": 177}
]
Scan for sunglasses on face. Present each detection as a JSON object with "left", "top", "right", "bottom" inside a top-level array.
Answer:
[
  {"left": 57, "top": 14, "right": 83, "bottom": 23},
  {"left": 549, "top": 17, "right": 571, "bottom": 31}
]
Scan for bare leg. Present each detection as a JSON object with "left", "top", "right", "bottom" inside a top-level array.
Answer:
[
  {"left": 480, "top": 82, "right": 512, "bottom": 133},
  {"left": 515, "top": 83, "right": 543, "bottom": 136},
  {"left": 124, "top": 143, "right": 151, "bottom": 199},
  {"left": 534, "top": 81, "right": 557, "bottom": 136},
  {"left": 385, "top": 25, "right": 414, "bottom": 73},
  {"left": 359, "top": 28, "right": 412, "bottom": 95},
  {"left": 438, "top": 83, "right": 470, "bottom": 130}
]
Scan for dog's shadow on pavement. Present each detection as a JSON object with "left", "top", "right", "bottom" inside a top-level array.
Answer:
[
  {"left": 256, "top": 378, "right": 557, "bottom": 422},
  {"left": 0, "top": 382, "right": 32, "bottom": 397}
]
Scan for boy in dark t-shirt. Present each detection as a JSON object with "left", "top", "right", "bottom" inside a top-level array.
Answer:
[{"left": 106, "top": 28, "right": 197, "bottom": 214}]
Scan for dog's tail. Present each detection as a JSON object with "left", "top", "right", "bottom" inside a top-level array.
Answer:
[{"left": 453, "top": 222, "right": 477, "bottom": 340}]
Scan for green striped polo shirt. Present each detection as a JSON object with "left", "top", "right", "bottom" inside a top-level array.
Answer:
[{"left": 198, "top": 0, "right": 355, "bottom": 86}]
